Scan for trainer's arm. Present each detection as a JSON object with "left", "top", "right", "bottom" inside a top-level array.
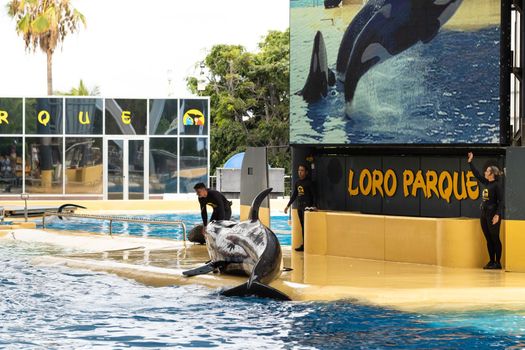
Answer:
[
  {"left": 468, "top": 152, "right": 488, "bottom": 185},
  {"left": 199, "top": 198, "right": 208, "bottom": 226}
]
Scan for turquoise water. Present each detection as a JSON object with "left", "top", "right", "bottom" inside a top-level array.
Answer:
[
  {"left": 1, "top": 243, "right": 525, "bottom": 348},
  {"left": 38, "top": 213, "right": 293, "bottom": 246}
]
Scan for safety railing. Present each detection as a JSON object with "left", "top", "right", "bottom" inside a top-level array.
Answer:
[{"left": 42, "top": 211, "right": 187, "bottom": 241}]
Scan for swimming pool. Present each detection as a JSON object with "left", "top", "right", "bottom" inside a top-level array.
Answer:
[
  {"left": 1, "top": 243, "right": 524, "bottom": 349},
  {"left": 38, "top": 213, "right": 293, "bottom": 245}
]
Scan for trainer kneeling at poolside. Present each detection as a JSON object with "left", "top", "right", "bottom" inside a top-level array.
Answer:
[{"left": 191, "top": 183, "right": 232, "bottom": 243}]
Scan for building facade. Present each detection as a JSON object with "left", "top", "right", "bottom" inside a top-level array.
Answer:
[{"left": 0, "top": 97, "right": 210, "bottom": 199}]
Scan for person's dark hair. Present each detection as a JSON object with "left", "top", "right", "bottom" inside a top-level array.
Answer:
[
  {"left": 298, "top": 164, "right": 308, "bottom": 171},
  {"left": 193, "top": 182, "right": 206, "bottom": 190}
]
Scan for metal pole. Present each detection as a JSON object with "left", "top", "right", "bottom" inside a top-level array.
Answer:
[
  {"left": 21, "top": 193, "right": 29, "bottom": 222},
  {"left": 109, "top": 219, "right": 113, "bottom": 236},
  {"left": 42, "top": 213, "right": 46, "bottom": 229}
]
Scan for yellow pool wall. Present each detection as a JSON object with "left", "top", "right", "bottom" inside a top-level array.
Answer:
[{"left": 290, "top": 210, "right": 521, "bottom": 270}]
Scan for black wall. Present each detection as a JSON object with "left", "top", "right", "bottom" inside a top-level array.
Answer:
[
  {"left": 505, "top": 147, "right": 525, "bottom": 220},
  {"left": 308, "top": 151, "right": 505, "bottom": 218}
]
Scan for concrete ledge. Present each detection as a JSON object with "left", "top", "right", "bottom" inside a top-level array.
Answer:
[
  {"left": 385, "top": 216, "right": 438, "bottom": 265},
  {"left": 0, "top": 222, "right": 37, "bottom": 230},
  {"left": 304, "top": 211, "right": 505, "bottom": 269},
  {"left": 504, "top": 220, "right": 525, "bottom": 272},
  {"left": 6, "top": 226, "right": 525, "bottom": 311},
  {"left": 328, "top": 212, "right": 385, "bottom": 260}
]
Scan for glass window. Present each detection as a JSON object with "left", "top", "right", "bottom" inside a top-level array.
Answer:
[
  {"left": 0, "top": 98, "right": 23, "bottom": 134},
  {"left": 65, "top": 98, "right": 103, "bottom": 135},
  {"left": 25, "top": 98, "right": 63, "bottom": 134},
  {"left": 179, "top": 99, "right": 208, "bottom": 135},
  {"left": 107, "top": 139, "right": 124, "bottom": 200},
  {"left": 105, "top": 98, "right": 146, "bottom": 135},
  {"left": 0, "top": 137, "right": 23, "bottom": 194},
  {"left": 179, "top": 137, "right": 207, "bottom": 193},
  {"left": 149, "top": 138, "right": 178, "bottom": 194},
  {"left": 128, "top": 140, "right": 144, "bottom": 200},
  {"left": 149, "top": 99, "right": 178, "bottom": 135},
  {"left": 65, "top": 138, "right": 103, "bottom": 194},
  {"left": 25, "top": 137, "right": 63, "bottom": 194}
]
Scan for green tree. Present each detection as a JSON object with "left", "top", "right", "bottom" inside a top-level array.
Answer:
[
  {"left": 54, "top": 79, "right": 100, "bottom": 96},
  {"left": 187, "top": 29, "right": 290, "bottom": 173},
  {"left": 7, "top": 0, "right": 86, "bottom": 95}
]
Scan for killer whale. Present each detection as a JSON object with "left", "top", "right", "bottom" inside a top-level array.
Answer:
[
  {"left": 335, "top": 0, "right": 386, "bottom": 74},
  {"left": 300, "top": 31, "right": 336, "bottom": 103},
  {"left": 342, "top": 0, "right": 463, "bottom": 110},
  {"left": 301, "top": 0, "right": 463, "bottom": 110},
  {"left": 183, "top": 188, "right": 290, "bottom": 301},
  {"left": 324, "top": 0, "right": 342, "bottom": 9},
  {"left": 57, "top": 203, "right": 87, "bottom": 220}
]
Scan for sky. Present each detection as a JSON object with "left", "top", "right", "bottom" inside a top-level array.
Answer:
[{"left": 0, "top": 0, "right": 289, "bottom": 97}]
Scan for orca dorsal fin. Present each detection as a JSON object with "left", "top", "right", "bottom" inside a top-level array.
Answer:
[
  {"left": 248, "top": 188, "right": 273, "bottom": 222},
  {"left": 57, "top": 203, "right": 87, "bottom": 220}
]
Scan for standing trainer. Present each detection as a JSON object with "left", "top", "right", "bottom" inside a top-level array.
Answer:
[
  {"left": 467, "top": 152, "right": 504, "bottom": 270},
  {"left": 194, "top": 182, "right": 232, "bottom": 229},
  {"left": 284, "top": 164, "right": 316, "bottom": 252}
]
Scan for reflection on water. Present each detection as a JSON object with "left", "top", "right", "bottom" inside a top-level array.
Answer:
[{"left": 1, "top": 243, "right": 524, "bottom": 349}]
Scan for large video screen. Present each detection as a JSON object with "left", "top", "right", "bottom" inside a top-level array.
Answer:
[{"left": 290, "top": 0, "right": 501, "bottom": 144}]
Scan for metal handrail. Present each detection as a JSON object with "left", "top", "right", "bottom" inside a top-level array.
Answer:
[{"left": 42, "top": 211, "right": 187, "bottom": 241}]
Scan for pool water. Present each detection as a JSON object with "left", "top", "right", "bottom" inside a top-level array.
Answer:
[
  {"left": 38, "top": 213, "right": 293, "bottom": 246},
  {"left": 1, "top": 243, "right": 525, "bottom": 349}
]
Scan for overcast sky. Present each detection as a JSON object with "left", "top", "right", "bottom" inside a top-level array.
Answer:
[{"left": 0, "top": 0, "right": 289, "bottom": 97}]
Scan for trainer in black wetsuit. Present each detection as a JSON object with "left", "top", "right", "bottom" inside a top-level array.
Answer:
[
  {"left": 285, "top": 165, "right": 316, "bottom": 252},
  {"left": 467, "top": 152, "right": 504, "bottom": 270},
  {"left": 194, "top": 182, "right": 232, "bottom": 226}
]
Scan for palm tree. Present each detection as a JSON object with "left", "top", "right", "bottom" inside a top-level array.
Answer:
[{"left": 7, "top": 0, "right": 86, "bottom": 95}]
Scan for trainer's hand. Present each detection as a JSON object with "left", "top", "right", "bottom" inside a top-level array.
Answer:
[
  {"left": 467, "top": 152, "right": 474, "bottom": 163},
  {"left": 492, "top": 214, "right": 500, "bottom": 225},
  {"left": 284, "top": 205, "right": 289, "bottom": 214}
]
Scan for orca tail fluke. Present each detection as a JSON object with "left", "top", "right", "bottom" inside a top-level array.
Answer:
[
  {"left": 221, "top": 281, "right": 291, "bottom": 301},
  {"left": 57, "top": 203, "right": 87, "bottom": 220}
]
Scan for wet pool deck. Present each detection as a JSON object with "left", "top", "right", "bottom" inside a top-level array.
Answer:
[{"left": 3, "top": 228, "right": 525, "bottom": 312}]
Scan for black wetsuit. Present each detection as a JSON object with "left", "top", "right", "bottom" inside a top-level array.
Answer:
[
  {"left": 287, "top": 178, "right": 316, "bottom": 239},
  {"left": 470, "top": 162, "right": 503, "bottom": 264},
  {"left": 199, "top": 189, "right": 232, "bottom": 226}
]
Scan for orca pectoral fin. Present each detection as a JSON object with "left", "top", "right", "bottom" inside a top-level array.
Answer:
[
  {"left": 221, "top": 282, "right": 291, "bottom": 301},
  {"left": 182, "top": 262, "right": 216, "bottom": 277},
  {"left": 183, "top": 261, "right": 230, "bottom": 277}
]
